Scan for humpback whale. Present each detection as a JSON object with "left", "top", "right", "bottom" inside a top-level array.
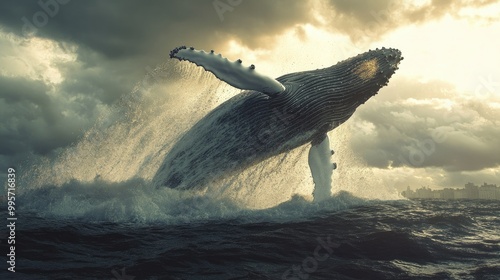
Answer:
[{"left": 153, "top": 46, "right": 402, "bottom": 200}]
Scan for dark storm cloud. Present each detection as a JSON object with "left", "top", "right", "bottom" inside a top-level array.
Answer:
[
  {"left": 0, "top": 0, "right": 498, "bottom": 177},
  {"left": 57, "top": 48, "right": 139, "bottom": 105},
  {"left": 350, "top": 78, "right": 500, "bottom": 172},
  {"left": 0, "top": 40, "right": 137, "bottom": 172},
  {"left": 320, "top": 0, "right": 499, "bottom": 41},
  {"left": 0, "top": 0, "right": 312, "bottom": 60},
  {"left": 0, "top": 76, "right": 77, "bottom": 156},
  {"left": 0, "top": 0, "right": 315, "bottom": 172},
  {"left": 1, "top": 0, "right": 496, "bottom": 57}
]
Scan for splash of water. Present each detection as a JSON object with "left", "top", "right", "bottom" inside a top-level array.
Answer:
[
  {"left": 25, "top": 62, "right": 222, "bottom": 187},
  {"left": 19, "top": 59, "right": 400, "bottom": 223}
]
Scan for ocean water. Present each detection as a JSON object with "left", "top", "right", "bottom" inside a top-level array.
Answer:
[
  {"left": 2, "top": 62, "right": 499, "bottom": 279},
  {"left": 2, "top": 194, "right": 499, "bottom": 279}
]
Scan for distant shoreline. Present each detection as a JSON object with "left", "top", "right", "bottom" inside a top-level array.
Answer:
[{"left": 402, "top": 182, "right": 499, "bottom": 200}]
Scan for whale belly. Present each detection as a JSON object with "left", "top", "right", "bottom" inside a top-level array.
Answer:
[{"left": 153, "top": 91, "right": 310, "bottom": 189}]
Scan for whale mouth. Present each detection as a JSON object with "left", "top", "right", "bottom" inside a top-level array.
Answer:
[
  {"left": 378, "top": 47, "right": 403, "bottom": 80},
  {"left": 381, "top": 47, "right": 403, "bottom": 65}
]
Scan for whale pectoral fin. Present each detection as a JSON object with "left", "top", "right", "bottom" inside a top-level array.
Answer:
[
  {"left": 170, "top": 46, "right": 285, "bottom": 96},
  {"left": 308, "top": 134, "right": 334, "bottom": 202}
]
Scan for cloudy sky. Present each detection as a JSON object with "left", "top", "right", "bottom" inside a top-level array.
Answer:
[{"left": 0, "top": 0, "right": 499, "bottom": 190}]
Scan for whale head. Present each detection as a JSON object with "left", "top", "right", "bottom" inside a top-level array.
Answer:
[{"left": 277, "top": 47, "right": 403, "bottom": 135}]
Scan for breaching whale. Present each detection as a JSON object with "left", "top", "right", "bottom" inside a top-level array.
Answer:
[{"left": 153, "top": 46, "right": 402, "bottom": 200}]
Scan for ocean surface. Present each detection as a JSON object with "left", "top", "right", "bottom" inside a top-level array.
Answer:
[
  {"left": 2, "top": 63, "right": 499, "bottom": 279},
  {"left": 2, "top": 194, "right": 499, "bottom": 280}
]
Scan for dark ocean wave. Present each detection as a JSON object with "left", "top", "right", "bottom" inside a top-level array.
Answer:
[{"left": 1, "top": 198, "right": 499, "bottom": 280}]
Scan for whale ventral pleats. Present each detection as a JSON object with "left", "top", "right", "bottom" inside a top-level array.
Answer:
[{"left": 169, "top": 45, "right": 285, "bottom": 95}]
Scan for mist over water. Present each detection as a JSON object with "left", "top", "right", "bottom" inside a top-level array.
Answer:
[
  {"left": 19, "top": 60, "right": 400, "bottom": 224},
  {"left": 25, "top": 62, "right": 220, "bottom": 186}
]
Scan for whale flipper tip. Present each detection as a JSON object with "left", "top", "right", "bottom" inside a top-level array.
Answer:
[{"left": 169, "top": 45, "right": 187, "bottom": 59}]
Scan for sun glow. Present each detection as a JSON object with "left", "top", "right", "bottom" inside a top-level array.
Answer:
[{"left": 0, "top": 32, "right": 77, "bottom": 85}]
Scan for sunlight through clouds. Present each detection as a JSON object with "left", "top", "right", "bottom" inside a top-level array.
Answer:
[{"left": 0, "top": 32, "right": 77, "bottom": 85}]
